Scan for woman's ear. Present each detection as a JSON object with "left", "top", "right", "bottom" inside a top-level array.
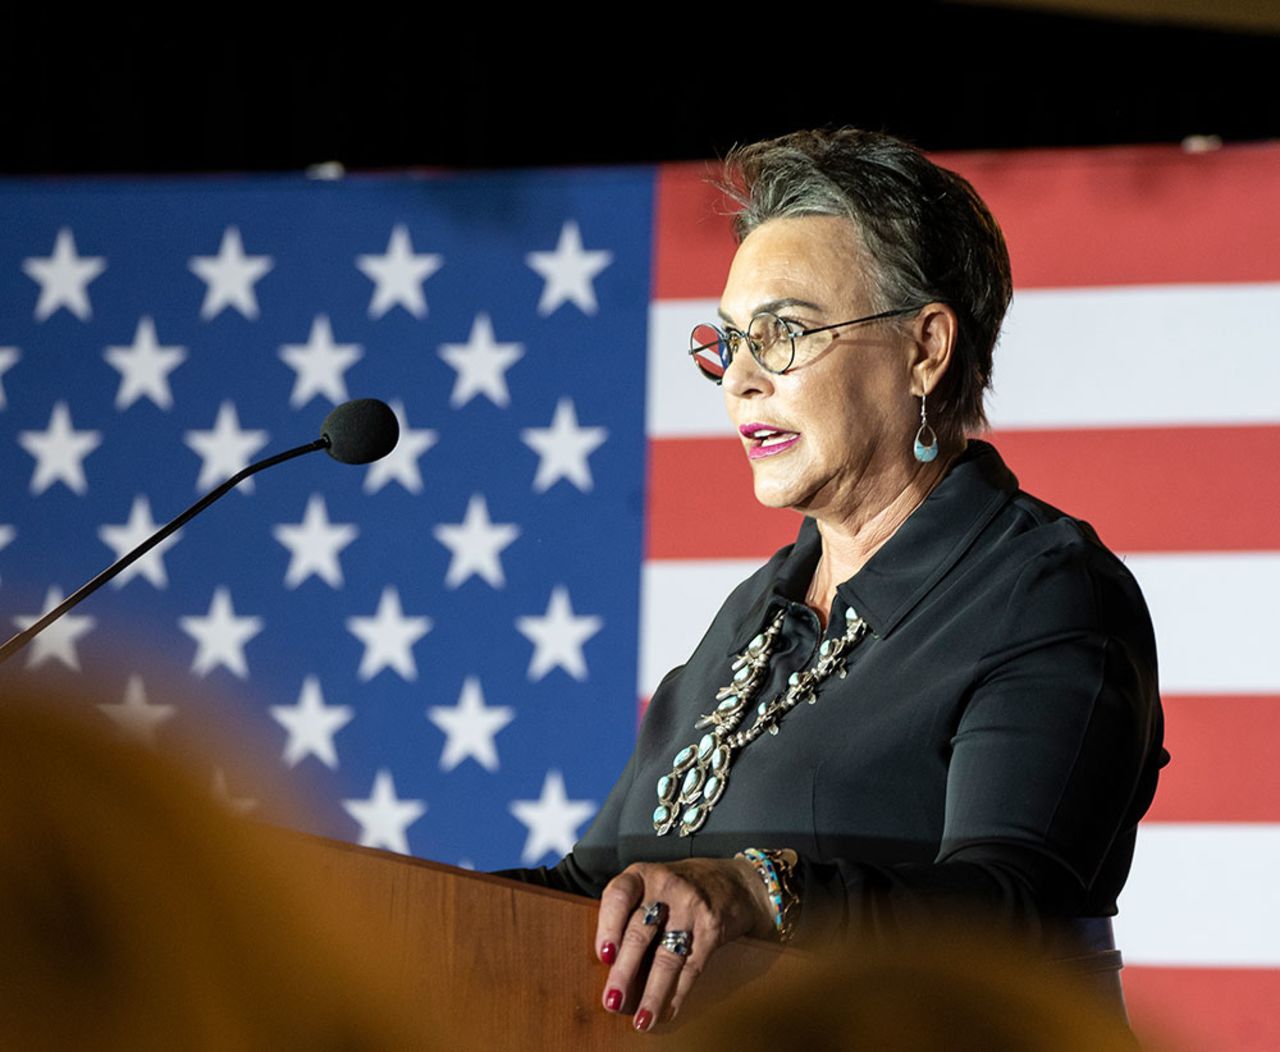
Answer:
[{"left": 910, "top": 302, "right": 957, "bottom": 398}]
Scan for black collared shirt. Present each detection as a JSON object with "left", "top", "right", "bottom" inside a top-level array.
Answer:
[{"left": 509, "top": 442, "right": 1167, "bottom": 942}]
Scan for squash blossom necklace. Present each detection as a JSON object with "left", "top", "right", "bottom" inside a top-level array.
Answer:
[{"left": 653, "top": 604, "right": 870, "bottom": 837}]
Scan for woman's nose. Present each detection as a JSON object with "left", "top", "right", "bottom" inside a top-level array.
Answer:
[{"left": 721, "top": 338, "right": 773, "bottom": 400}]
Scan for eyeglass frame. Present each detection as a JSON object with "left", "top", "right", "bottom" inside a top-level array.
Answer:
[{"left": 688, "top": 306, "right": 922, "bottom": 384}]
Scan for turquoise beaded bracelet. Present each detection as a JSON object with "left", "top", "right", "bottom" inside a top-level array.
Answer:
[{"left": 737, "top": 847, "right": 801, "bottom": 943}]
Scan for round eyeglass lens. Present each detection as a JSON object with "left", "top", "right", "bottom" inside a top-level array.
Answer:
[
  {"left": 747, "top": 313, "right": 795, "bottom": 373},
  {"left": 690, "top": 323, "right": 729, "bottom": 382}
]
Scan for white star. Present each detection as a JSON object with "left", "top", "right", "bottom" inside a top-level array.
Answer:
[
  {"left": 188, "top": 227, "right": 274, "bottom": 320},
  {"left": 509, "top": 770, "right": 596, "bottom": 865},
  {"left": 516, "top": 585, "right": 603, "bottom": 682},
  {"left": 433, "top": 494, "right": 520, "bottom": 589},
  {"left": 525, "top": 220, "right": 613, "bottom": 316},
  {"left": 272, "top": 494, "right": 358, "bottom": 589},
  {"left": 0, "top": 525, "right": 12, "bottom": 586},
  {"left": 98, "top": 495, "right": 179, "bottom": 588},
  {"left": 427, "top": 676, "right": 515, "bottom": 773},
  {"left": 179, "top": 587, "right": 264, "bottom": 679},
  {"left": 343, "top": 769, "right": 426, "bottom": 854},
  {"left": 521, "top": 398, "right": 608, "bottom": 493},
  {"left": 356, "top": 224, "right": 444, "bottom": 319},
  {"left": 18, "top": 401, "right": 102, "bottom": 495},
  {"left": 0, "top": 347, "right": 19, "bottom": 409},
  {"left": 211, "top": 767, "right": 258, "bottom": 814},
  {"left": 11, "top": 586, "right": 95, "bottom": 671},
  {"left": 22, "top": 227, "right": 107, "bottom": 322},
  {"left": 362, "top": 400, "right": 437, "bottom": 494},
  {"left": 438, "top": 314, "right": 524, "bottom": 409},
  {"left": 270, "top": 675, "right": 354, "bottom": 769},
  {"left": 345, "top": 586, "right": 432, "bottom": 681},
  {"left": 278, "top": 315, "right": 362, "bottom": 408},
  {"left": 103, "top": 317, "right": 187, "bottom": 411},
  {"left": 184, "top": 401, "right": 269, "bottom": 493},
  {"left": 98, "top": 675, "right": 175, "bottom": 746}
]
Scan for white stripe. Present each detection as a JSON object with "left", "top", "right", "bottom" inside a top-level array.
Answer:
[
  {"left": 648, "top": 285, "right": 1280, "bottom": 437},
  {"left": 647, "top": 300, "right": 729, "bottom": 438},
  {"left": 1123, "top": 553, "right": 1280, "bottom": 695},
  {"left": 1116, "top": 824, "right": 1280, "bottom": 966},
  {"left": 639, "top": 560, "right": 760, "bottom": 698},
  {"left": 639, "top": 553, "right": 1280, "bottom": 698},
  {"left": 990, "top": 284, "right": 1280, "bottom": 429}
]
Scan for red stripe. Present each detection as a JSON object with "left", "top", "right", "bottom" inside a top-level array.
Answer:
[
  {"left": 652, "top": 163, "right": 738, "bottom": 301},
  {"left": 991, "top": 426, "right": 1280, "bottom": 553},
  {"left": 940, "top": 143, "right": 1280, "bottom": 290},
  {"left": 1145, "top": 695, "right": 1280, "bottom": 823},
  {"left": 1126, "top": 966, "right": 1280, "bottom": 1051},
  {"left": 646, "top": 427, "right": 1280, "bottom": 558},
  {"left": 645, "top": 436, "right": 798, "bottom": 560},
  {"left": 654, "top": 143, "right": 1280, "bottom": 298}
]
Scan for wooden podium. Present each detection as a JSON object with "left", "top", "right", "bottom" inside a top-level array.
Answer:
[{"left": 291, "top": 833, "right": 801, "bottom": 1049}]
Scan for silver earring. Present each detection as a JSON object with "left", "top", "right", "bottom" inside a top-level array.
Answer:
[{"left": 913, "top": 394, "right": 938, "bottom": 463}]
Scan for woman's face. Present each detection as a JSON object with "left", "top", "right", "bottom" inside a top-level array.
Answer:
[{"left": 718, "top": 216, "right": 922, "bottom": 526}]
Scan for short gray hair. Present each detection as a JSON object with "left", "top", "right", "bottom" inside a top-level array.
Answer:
[{"left": 720, "top": 128, "right": 1013, "bottom": 435}]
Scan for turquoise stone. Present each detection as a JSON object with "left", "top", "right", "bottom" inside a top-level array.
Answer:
[
  {"left": 717, "top": 695, "right": 740, "bottom": 711},
  {"left": 914, "top": 435, "right": 939, "bottom": 462},
  {"left": 673, "top": 746, "right": 695, "bottom": 768},
  {"left": 757, "top": 701, "right": 767, "bottom": 716},
  {"left": 788, "top": 672, "right": 800, "bottom": 687},
  {"left": 748, "top": 633, "right": 765, "bottom": 653},
  {"left": 704, "top": 775, "right": 722, "bottom": 802},
  {"left": 681, "top": 804, "right": 702, "bottom": 826},
  {"left": 653, "top": 805, "right": 670, "bottom": 824},
  {"left": 697, "top": 733, "right": 715, "bottom": 759},
  {"left": 733, "top": 665, "right": 750, "bottom": 683},
  {"left": 819, "top": 639, "right": 832, "bottom": 657},
  {"left": 657, "top": 775, "right": 674, "bottom": 802},
  {"left": 845, "top": 607, "right": 858, "bottom": 623},
  {"left": 711, "top": 746, "right": 729, "bottom": 771},
  {"left": 681, "top": 767, "right": 703, "bottom": 798}
]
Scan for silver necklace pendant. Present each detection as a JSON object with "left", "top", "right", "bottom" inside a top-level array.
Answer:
[{"left": 653, "top": 605, "right": 868, "bottom": 837}]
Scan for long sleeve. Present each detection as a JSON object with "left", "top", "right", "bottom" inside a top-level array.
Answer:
[{"left": 796, "top": 527, "right": 1165, "bottom": 945}]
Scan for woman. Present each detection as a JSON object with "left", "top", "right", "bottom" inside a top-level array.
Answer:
[{"left": 502, "top": 128, "right": 1165, "bottom": 1033}]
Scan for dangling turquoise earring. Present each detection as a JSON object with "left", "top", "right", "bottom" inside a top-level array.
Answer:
[{"left": 913, "top": 393, "right": 938, "bottom": 463}]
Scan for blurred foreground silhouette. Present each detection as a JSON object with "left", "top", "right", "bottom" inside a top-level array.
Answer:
[
  {"left": 669, "top": 923, "right": 1148, "bottom": 1051},
  {"left": 0, "top": 687, "right": 434, "bottom": 1050}
]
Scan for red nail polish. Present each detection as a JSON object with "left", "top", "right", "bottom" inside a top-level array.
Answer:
[
  {"left": 600, "top": 941, "right": 617, "bottom": 964},
  {"left": 605, "top": 989, "right": 622, "bottom": 1012},
  {"left": 634, "top": 1009, "right": 653, "bottom": 1032}
]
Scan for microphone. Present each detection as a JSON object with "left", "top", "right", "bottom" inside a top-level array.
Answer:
[
  {"left": 0, "top": 399, "right": 401, "bottom": 666},
  {"left": 321, "top": 398, "right": 399, "bottom": 464}
]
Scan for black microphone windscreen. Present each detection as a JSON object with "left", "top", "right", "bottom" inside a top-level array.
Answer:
[{"left": 321, "top": 399, "right": 400, "bottom": 464}]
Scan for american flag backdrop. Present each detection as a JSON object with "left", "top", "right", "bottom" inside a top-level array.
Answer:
[{"left": 2, "top": 145, "right": 1278, "bottom": 1049}]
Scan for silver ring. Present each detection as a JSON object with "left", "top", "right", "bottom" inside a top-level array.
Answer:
[
  {"left": 641, "top": 902, "right": 666, "bottom": 926},
  {"left": 660, "top": 929, "right": 692, "bottom": 957}
]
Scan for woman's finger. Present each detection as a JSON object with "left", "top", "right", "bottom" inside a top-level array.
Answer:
[
  {"left": 631, "top": 926, "right": 695, "bottom": 1031},
  {"left": 595, "top": 868, "right": 645, "bottom": 965},
  {"left": 602, "top": 895, "right": 666, "bottom": 1014}
]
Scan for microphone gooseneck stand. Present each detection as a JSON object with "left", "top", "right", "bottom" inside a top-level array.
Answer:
[{"left": 0, "top": 396, "right": 400, "bottom": 667}]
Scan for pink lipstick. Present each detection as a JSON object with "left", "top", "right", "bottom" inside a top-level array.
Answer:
[{"left": 740, "top": 423, "right": 800, "bottom": 460}]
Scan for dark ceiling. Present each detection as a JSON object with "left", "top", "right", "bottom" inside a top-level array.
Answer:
[{"left": 4, "top": 3, "right": 1277, "bottom": 175}]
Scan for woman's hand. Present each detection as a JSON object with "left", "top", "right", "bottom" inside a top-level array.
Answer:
[{"left": 594, "top": 857, "right": 775, "bottom": 1032}]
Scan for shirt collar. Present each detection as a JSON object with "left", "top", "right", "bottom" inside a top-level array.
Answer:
[{"left": 732, "top": 441, "right": 1018, "bottom": 648}]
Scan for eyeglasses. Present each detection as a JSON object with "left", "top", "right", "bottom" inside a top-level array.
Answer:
[{"left": 688, "top": 307, "right": 920, "bottom": 385}]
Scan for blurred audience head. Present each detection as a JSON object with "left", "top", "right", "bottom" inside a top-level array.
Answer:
[
  {"left": 670, "top": 922, "right": 1143, "bottom": 1051},
  {"left": 0, "top": 687, "right": 426, "bottom": 1050}
]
